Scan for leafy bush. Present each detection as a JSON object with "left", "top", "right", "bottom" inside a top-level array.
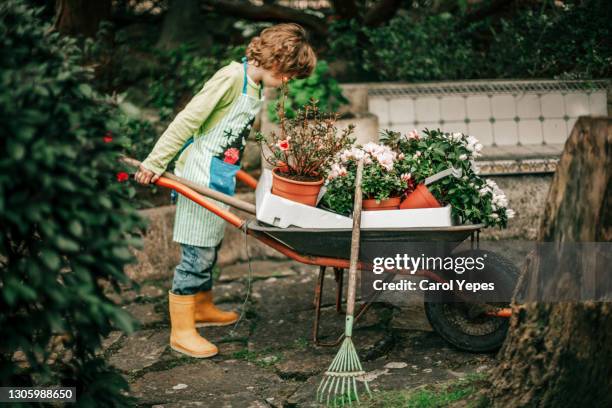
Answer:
[
  {"left": 267, "top": 61, "right": 348, "bottom": 123},
  {"left": 0, "top": 2, "right": 144, "bottom": 405},
  {"left": 328, "top": 1, "right": 611, "bottom": 81},
  {"left": 149, "top": 44, "right": 245, "bottom": 122}
]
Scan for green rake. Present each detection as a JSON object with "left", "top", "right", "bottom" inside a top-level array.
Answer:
[{"left": 317, "top": 159, "right": 371, "bottom": 406}]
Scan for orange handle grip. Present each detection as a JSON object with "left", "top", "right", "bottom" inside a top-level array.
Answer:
[
  {"left": 236, "top": 170, "right": 258, "bottom": 190},
  {"left": 155, "top": 177, "right": 245, "bottom": 229}
]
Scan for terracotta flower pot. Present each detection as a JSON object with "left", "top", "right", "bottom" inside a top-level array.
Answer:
[
  {"left": 363, "top": 196, "right": 401, "bottom": 211},
  {"left": 271, "top": 168, "right": 324, "bottom": 206},
  {"left": 400, "top": 184, "right": 441, "bottom": 209}
]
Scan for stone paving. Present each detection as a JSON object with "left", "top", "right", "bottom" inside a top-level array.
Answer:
[{"left": 104, "top": 260, "right": 495, "bottom": 407}]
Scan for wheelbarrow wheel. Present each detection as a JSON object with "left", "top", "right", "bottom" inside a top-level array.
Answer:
[{"left": 424, "top": 250, "right": 519, "bottom": 353}]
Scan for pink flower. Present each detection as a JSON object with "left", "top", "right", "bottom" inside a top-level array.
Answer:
[
  {"left": 224, "top": 148, "right": 240, "bottom": 164},
  {"left": 406, "top": 129, "right": 419, "bottom": 140},
  {"left": 277, "top": 139, "right": 290, "bottom": 151},
  {"left": 401, "top": 173, "right": 412, "bottom": 183},
  {"left": 116, "top": 172, "right": 129, "bottom": 182}
]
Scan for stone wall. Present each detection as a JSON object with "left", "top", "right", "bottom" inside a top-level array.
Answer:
[{"left": 481, "top": 174, "right": 553, "bottom": 240}]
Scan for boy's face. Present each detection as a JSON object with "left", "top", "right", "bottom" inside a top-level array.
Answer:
[{"left": 262, "top": 68, "right": 293, "bottom": 88}]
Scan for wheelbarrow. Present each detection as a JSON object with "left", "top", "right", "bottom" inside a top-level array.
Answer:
[{"left": 122, "top": 158, "right": 515, "bottom": 352}]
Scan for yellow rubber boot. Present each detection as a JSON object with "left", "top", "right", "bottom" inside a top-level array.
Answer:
[
  {"left": 194, "top": 291, "right": 239, "bottom": 328},
  {"left": 169, "top": 291, "right": 218, "bottom": 358}
]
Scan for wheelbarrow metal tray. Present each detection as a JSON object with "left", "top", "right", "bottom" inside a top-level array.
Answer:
[{"left": 247, "top": 220, "right": 484, "bottom": 259}]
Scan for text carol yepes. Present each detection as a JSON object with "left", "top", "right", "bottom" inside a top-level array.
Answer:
[{"left": 372, "top": 279, "right": 495, "bottom": 292}]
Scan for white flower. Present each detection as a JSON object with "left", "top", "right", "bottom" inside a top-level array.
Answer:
[
  {"left": 470, "top": 160, "right": 480, "bottom": 174},
  {"left": 448, "top": 132, "right": 463, "bottom": 142},
  {"left": 401, "top": 173, "right": 412, "bottom": 183},
  {"left": 376, "top": 151, "right": 395, "bottom": 171},
  {"left": 406, "top": 129, "right": 419, "bottom": 140},
  {"left": 475, "top": 143, "right": 483, "bottom": 152},
  {"left": 506, "top": 209, "right": 515, "bottom": 219},
  {"left": 362, "top": 142, "right": 380, "bottom": 155},
  {"left": 490, "top": 213, "right": 499, "bottom": 220},
  {"left": 328, "top": 163, "right": 347, "bottom": 180},
  {"left": 398, "top": 153, "right": 405, "bottom": 160},
  {"left": 459, "top": 154, "right": 468, "bottom": 160},
  {"left": 414, "top": 151, "right": 422, "bottom": 158}
]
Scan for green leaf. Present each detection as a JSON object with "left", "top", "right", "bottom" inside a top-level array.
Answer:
[{"left": 40, "top": 249, "right": 61, "bottom": 270}]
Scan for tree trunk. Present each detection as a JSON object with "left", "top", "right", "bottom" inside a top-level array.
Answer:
[
  {"left": 488, "top": 117, "right": 612, "bottom": 407},
  {"left": 54, "top": 0, "right": 111, "bottom": 37}
]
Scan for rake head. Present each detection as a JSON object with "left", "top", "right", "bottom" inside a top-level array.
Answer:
[{"left": 317, "top": 337, "right": 371, "bottom": 407}]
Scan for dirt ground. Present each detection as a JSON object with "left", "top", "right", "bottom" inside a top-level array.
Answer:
[{"left": 104, "top": 260, "right": 496, "bottom": 407}]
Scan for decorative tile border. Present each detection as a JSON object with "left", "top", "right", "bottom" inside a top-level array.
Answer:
[
  {"left": 367, "top": 79, "right": 610, "bottom": 97},
  {"left": 476, "top": 158, "right": 558, "bottom": 176},
  {"left": 367, "top": 79, "right": 610, "bottom": 147}
]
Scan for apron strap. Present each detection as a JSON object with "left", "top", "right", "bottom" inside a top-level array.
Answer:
[{"left": 242, "top": 56, "right": 262, "bottom": 98}]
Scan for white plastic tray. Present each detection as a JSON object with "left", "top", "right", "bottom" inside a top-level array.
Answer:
[{"left": 255, "top": 169, "right": 452, "bottom": 229}]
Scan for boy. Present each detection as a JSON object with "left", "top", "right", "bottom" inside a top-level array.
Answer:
[{"left": 135, "top": 24, "right": 316, "bottom": 358}]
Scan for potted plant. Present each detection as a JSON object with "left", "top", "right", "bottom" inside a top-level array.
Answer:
[
  {"left": 256, "top": 97, "right": 354, "bottom": 206},
  {"left": 261, "top": 61, "right": 379, "bottom": 147},
  {"left": 322, "top": 143, "right": 409, "bottom": 213},
  {"left": 383, "top": 129, "right": 514, "bottom": 227}
]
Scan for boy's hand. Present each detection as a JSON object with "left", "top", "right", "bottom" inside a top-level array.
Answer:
[{"left": 135, "top": 164, "right": 161, "bottom": 185}]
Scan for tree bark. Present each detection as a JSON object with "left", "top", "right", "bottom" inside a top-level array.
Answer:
[
  {"left": 488, "top": 117, "right": 612, "bottom": 407},
  {"left": 201, "top": 0, "right": 327, "bottom": 37},
  {"left": 54, "top": 0, "right": 111, "bottom": 37}
]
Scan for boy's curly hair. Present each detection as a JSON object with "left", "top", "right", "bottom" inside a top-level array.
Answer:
[{"left": 246, "top": 23, "right": 316, "bottom": 79}]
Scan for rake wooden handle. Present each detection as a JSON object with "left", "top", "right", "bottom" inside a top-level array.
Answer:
[
  {"left": 120, "top": 156, "right": 256, "bottom": 215},
  {"left": 346, "top": 158, "right": 364, "bottom": 318}
]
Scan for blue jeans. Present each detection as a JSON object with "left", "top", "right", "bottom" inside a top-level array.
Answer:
[{"left": 172, "top": 243, "right": 221, "bottom": 295}]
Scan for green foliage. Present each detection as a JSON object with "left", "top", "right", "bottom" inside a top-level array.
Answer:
[
  {"left": 0, "top": 1, "right": 144, "bottom": 404},
  {"left": 267, "top": 61, "right": 349, "bottom": 123},
  {"left": 149, "top": 44, "right": 245, "bottom": 122},
  {"left": 385, "top": 129, "right": 512, "bottom": 228},
  {"left": 328, "top": 0, "right": 611, "bottom": 81}
]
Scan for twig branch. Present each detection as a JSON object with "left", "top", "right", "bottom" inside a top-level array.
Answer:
[{"left": 200, "top": 0, "right": 327, "bottom": 36}]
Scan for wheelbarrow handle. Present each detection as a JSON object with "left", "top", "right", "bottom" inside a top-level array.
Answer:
[
  {"left": 236, "top": 170, "right": 258, "bottom": 190},
  {"left": 120, "top": 156, "right": 256, "bottom": 215},
  {"left": 156, "top": 177, "right": 245, "bottom": 229}
]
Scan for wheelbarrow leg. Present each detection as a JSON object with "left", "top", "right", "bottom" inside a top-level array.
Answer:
[
  {"left": 333, "top": 268, "right": 344, "bottom": 314},
  {"left": 313, "top": 266, "right": 345, "bottom": 347}
]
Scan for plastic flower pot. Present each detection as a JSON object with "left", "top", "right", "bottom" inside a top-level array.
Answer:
[
  {"left": 362, "top": 196, "right": 401, "bottom": 211},
  {"left": 271, "top": 168, "right": 324, "bottom": 206},
  {"left": 400, "top": 184, "right": 441, "bottom": 209}
]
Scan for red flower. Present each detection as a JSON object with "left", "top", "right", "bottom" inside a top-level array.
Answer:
[
  {"left": 224, "top": 148, "right": 240, "bottom": 165},
  {"left": 103, "top": 131, "right": 113, "bottom": 143},
  {"left": 277, "top": 139, "right": 290, "bottom": 151},
  {"left": 116, "top": 172, "right": 129, "bottom": 182}
]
